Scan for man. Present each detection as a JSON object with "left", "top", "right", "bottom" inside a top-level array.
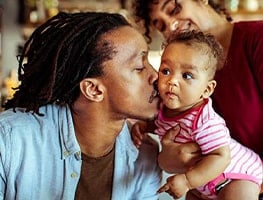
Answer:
[{"left": 0, "top": 12, "right": 161, "bottom": 200}]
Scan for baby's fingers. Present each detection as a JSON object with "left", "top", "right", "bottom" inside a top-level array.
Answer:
[
  {"left": 157, "top": 183, "right": 170, "bottom": 193},
  {"left": 133, "top": 135, "right": 142, "bottom": 148}
]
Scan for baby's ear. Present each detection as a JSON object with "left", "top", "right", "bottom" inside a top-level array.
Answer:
[
  {"left": 79, "top": 78, "right": 104, "bottom": 102},
  {"left": 202, "top": 80, "right": 216, "bottom": 99}
]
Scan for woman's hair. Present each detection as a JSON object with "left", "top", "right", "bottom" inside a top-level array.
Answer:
[
  {"left": 4, "top": 12, "right": 130, "bottom": 114},
  {"left": 165, "top": 30, "right": 224, "bottom": 78},
  {"left": 133, "top": 0, "right": 232, "bottom": 43}
]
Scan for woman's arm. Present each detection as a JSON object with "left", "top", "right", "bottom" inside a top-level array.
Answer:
[{"left": 158, "top": 145, "right": 231, "bottom": 199}]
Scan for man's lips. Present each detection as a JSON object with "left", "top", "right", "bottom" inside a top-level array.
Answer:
[{"left": 149, "top": 89, "right": 159, "bottom": 103}]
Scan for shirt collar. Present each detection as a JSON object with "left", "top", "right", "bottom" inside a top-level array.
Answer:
[
  {"left": 58, "top": 106, "right": 139, "bottom": 161},
  {"left": 58, "top": 105, "right": 81, "bottom": 160},
  {"left": 116, "top": 121, "right": 139, "bottom": 162}
]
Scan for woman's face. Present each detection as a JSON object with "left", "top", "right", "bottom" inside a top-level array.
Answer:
[{"left": 149, "top": 0, "right": 206, "bottom": 39}]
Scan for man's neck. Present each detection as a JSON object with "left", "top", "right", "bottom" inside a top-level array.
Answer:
[{"left": 71, "top": 101, "right": 124, "bottom": 158}]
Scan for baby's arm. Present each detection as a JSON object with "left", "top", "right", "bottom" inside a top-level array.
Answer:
[
  {"left": 158, "top": 145, "right": 231, "bottom": 199},
  {"left": 131, "top": 120, "right": 156, "bottom": 148}
]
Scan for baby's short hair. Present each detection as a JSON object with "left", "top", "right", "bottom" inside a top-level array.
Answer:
[{"left": 165, "top": 31, "right": 224, "bottom": 78}]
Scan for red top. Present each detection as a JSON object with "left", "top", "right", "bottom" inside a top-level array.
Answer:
[{"left": 213, "top": 21, "right": 263, "bottom": 157}]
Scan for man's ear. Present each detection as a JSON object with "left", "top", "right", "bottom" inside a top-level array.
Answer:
[
  {"left": 79, "top": 78, "right": 104, "bottom": 102},
  {"left": 202, "top": 80, "right": 217, "bottom": 99}
]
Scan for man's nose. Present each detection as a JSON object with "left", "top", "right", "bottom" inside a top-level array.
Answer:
[{"left": 148, "top": 66, "right": 158, "bottom": 85}]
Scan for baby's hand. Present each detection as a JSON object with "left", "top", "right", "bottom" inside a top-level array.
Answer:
[
  {"left": 158, "top": 174, "right": 191, "bottom": 199},
  {"left": 131, "top": 121, "right": 148, "bottom": 148}
]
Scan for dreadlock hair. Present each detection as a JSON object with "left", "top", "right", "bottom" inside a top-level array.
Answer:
[
  {"left": 165, "top": 30, "right": 224, "bottom": 78},
  {"left": 3, "top": 12, "right": 130, "bottom": 115},
  {"left": 132, "top": 0, "right": 232, "bottom": 43},
  {"left": 132, "top": 0, "right": 156, "bottom": 43}
]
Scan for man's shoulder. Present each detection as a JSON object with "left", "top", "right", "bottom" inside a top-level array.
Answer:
[
  {"left": 0, "top": 108, "right": 35, "bottom": 130},
  {"left": 0, "top": 105, "right": 65, "bottom": 137}
]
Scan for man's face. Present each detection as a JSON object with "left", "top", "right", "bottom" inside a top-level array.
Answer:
[{"left": 100, "top": 26, "right": 159, "bottom": 121}]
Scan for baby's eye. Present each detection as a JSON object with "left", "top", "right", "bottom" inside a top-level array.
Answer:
[
  {"left": 161, "top": 68, "right": 170, "bottom": 75},
  {"left": 182, "top": 72, "right": 193, "bottom": 80}
]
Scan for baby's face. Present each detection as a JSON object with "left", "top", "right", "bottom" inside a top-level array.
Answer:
[{"left": 158, "top": 42, "right": 213, "bottom": 112}]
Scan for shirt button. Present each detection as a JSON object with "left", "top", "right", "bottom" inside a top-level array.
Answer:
[
  {"left": 63, "top": 151, "right": 69, "bottom": 157},
  {"left": 71, "top": 172, "right": 78, "bottom": 178}
]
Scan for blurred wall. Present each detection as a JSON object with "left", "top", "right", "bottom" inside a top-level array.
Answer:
[{"left": 2, "top": 0, "right": 23, "bottom": 78}]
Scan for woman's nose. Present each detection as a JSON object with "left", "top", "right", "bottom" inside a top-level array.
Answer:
[
  {"left": 169, "top": 20, "right": 179, "bottom": 32},
  {"left": 164, "top": 20, "right": 179, "bottom": 39}
]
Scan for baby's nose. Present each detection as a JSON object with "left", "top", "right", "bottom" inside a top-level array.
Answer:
[{"left": 168, "top": 79, "right": 179, "bottom": 87}]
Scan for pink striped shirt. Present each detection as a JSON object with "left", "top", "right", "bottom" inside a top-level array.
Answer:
[{"left": 155, "top": 98, "right": 262, "bottom": 198}]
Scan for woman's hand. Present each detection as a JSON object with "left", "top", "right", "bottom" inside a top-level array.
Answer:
[{"left": 158, "top": 126, "right": 202, "bottom": 173}]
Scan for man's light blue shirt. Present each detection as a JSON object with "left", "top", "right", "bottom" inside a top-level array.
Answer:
[{"left": 0, "top": 105, "right": 161, "bottom": 200}]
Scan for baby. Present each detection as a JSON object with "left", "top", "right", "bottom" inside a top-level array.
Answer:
[{"left": 131, "top": 31, "right": 262, "bottom": 199}]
